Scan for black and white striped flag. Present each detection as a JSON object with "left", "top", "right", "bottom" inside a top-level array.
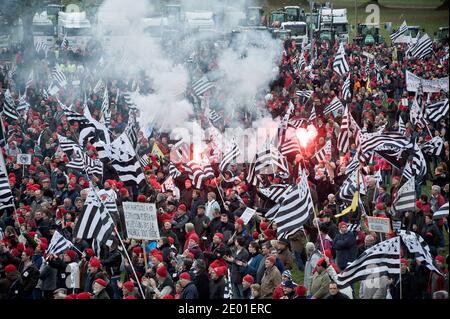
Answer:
[
  {"left": 398, "top": 117, "right": 406, "bottom": 134},
  {"left": 358, "top": 132, "right": 412, "bottom": 164},
  {"left": 426, "top": 99, "right": 448, "bottom": 122},
  {"left": 333, "top": 44, "right": 349, "bottom": 77},
  {"left": 169, "top": 162, "right": 181, "bottom": 179},
  {"left": 100, "top": 88, "right": 111, "bottom": 127},
  {"left": 1, "top": 89, "right": 19, "bottom": 120},
  {"left": 280, "top": 137, "right": 301, "bottom": 157},
  {"left": 410, "top": 98, "right": 429, "bottom": 129},
  {"left": 433, "top": 202, "right": 448, "bottom": 219},
  {"left": 0, "top": 151, "right": 14, "bottom": 210},
  {"left": 296, "top": 90, "right": 313, "bottom": 101},
  {"left": 52, "top": 65, "right": 67, "bottom": 88},
  {"left": 139, "top": 154, "right": 150, "bottom": 167},
  {"left": 409, "top": 142, "right": 427, "bottom": 179},
  {"left": 298, "top": 51, "right": 306, "bottom": 71},
  {"left": 74, "top": 188, "right": 115, "bottom": 249},
  {"left": 246, "top": 143, "right": 290, "bottom": 186},
  {"left": 66, "top": 148, "right": 103, "bottom": 177},
  {"left": 391, "top": 176, "right": 416, "bottom": 214},
  {"left": 219, "top": 142, "right": 241, "bottom": 173},
  {"left": 408, "top": 33, "right": 433, "bottom": 60},
  {"left": 273, "top": 170, "right": 314, "bottom": 238},
  {"left": 184, "top": 161, "right": 215, "bottom": 189},
  {"left": 258, "top": 184, "right": 293, "bottom": 204},
  {"left": 308, "top": 106, "right": 316, "bottom": 122},
  {"left": 207, "top": 108, "right": 222, "bottom": 124},
  {"left": 25, "top": 70, "right": 34, "bottom": 90},
  {"left": 223, "top": 268, "right": 233, "bottom": 299},
  {"left": 288, "top": 119, "right": 305, "bottom": 129},
  {"left": 339, "top": 169, "right": 365, "bottom": 203},
  {"left": 345, "top": 155, "right": 359, "bottom": 175},
  {"left": 390, "top": 21, "right": 408, "bottom": 42},
  {"left": 313, "top": 140, "right": 332, "bottom": 162},
  {"left": 420, "top": 136, "right": 444, "bottom": 156},
  {"left": 342, "top": 74, "right": 351, "bottom": 101},
  {"left": 337, "top": 107, "right": 350, "bottom": 154},
  {"left": 16, "top": 94, "right": 30, "bottom": 112},
  {"left": 324, "top": 96, "right": 344, "bottom": 116},
  {"left": 336, "top": 236, "right": 401, "bottom": 288},
  {"left": 47, "top": 231, "right": 73, "bottom": 256},
  {"left": 192, "top": 76, "right": 214, "bottom": 97},
  {"left": 35, "top": 41, "right": 50, "bottom": 54}
]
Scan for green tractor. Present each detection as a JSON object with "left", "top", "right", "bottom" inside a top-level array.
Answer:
[{"left": 355, "top": 23, "right": 383, "bottom": 45}]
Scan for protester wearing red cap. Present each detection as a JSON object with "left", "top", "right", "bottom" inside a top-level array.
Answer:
[
  {"left": 241, "top": 274, "right": 254, "bottom": 299},
  {"left": 76, "top": 292, "right": 92, "bottom": 299},
  {"left": 333, "top": 221, "right": 357, "bottom": 271},
  {"left": 260, "top": 255, "right": 281, "bottom": 298},
  {"left": 208, "top": 266, "right": 226, "bottom": 299},
  {"left": 93, "top": 278, "right": 110, "bottom": 299},
  {"left": 122, "top": 281, "right": 136, "bottom": 298},
  {"left": 179, "top": 272, "right": 198, "bottom": 299},
  {"left": 309, "top": 257, "right": 332, "bottom": 299}
]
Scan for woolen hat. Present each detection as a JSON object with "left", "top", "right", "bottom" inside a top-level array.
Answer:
[
  {"left": 266, "top": 255, "right": 276, "bottom": 264},
  {"left": 76, "top": 292, "right": 91, "bottom": 299},
  {"left": 123, "top": 281, "right": 135, "bottom": 292},
  {"left": 89, "top": 257, "right": 101, "bottom": 268},
  {"left": 94, "top": 278, "right": 107, "bottom": 287},
  {"left": 4, "top": 264, "right": 16, "bottom": 273},
  {"left": 65, "top": 249, "right": 77, "bottom": 261},
  {"left": 179, "top": 272, "right": 191, "bottom": 280},
  {"left": 242, "top": 274, "right": 254, "bottom": 284},
  {"left": 156, "top": 266, "right": 168, "bottom": 278}
]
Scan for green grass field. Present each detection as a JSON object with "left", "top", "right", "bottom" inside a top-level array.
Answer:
[{"left": 267, "top": 0, "right": 448, "bottom": 42}]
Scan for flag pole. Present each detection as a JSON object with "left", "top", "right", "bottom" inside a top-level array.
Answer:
[{"left": 398, "top": 233, "right": 402, "bottom": 300}]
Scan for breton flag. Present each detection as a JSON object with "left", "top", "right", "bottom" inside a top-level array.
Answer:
[
  {"left": 219, "top": 142, "right": 241, "bottom": 173},
  {"left": 258, "top": 184, "right": 293, "bottom": 204},
  {"left": 0, "top": 150, "right": 14, "bottom": 210},
  {"left": 1, "top": 89, "right": 19, "bottom": 120},
  {"left": 47, "top": 231, "right": 73, "bottom": 256},
  {"left": 298, "top": 51, "right": 306, "bottom": 71},
  {"left": 66, "top": 147, "right": 104, "bottom": 177},
  {"left": 280, "top": 136, "right": 302, "bottom": 157},
  {"left": 333, "top": 43, "right": 349, "bottom": 77},
  {"left": 398, "top": 117, "right": 406, "bottom": 134},
  {"left": 207, "top": 108, "right": 222, "bottom": 124},
  {"left": 336, "top": 236, "right": 401, "bottom": 288},
  {"left": 139, "top": 154, "right": 150, "bottom": 168},
  {"left": 100, "top": 88, "right": 111, "bottom": 127},
  {"left": 324, "top": 96, "right": 344, "bottom": 116},
  {"left": 57, "top": 134, "right": 79, "bottom": 154},
  {"left": 296, "top": 90, "right": 313, "bottom": 101},
  {"left": 184, "top": 161, "right": 215, "bottom": 189},
  {"left": 35, "top": 40, "right": 50, "bottom": 55},
  {"left": 391, "top": 176, "right": 416, "bottom": 214},
  {"left": 16, "top": 93, "right": 30, "bottom": 112},
  {"left": 73, "top": 188, "right": 115, "bottom": 250},
  {"left": 433, "top": 202, "right": 448, "bottom": 219},
  {"left": 192, "top": 76, "right": 214, "bottom": 97},
  {"left": 161, "top": 176, "right": 176, "bottom": 193},
  {"left": 313, "top": 140, "right": 332, "bottom": 163},
  {"left": 61, "top": 34, "right": 69, "bottom": 49},
  {"left": 408, "top": 33, "right": 433, "bottom": 60},
  {"left": 288, "top": 119, "right": 305, "bottom": 129},
  {"left": 83, "top": 103, "right": 111, "bottom": 145},
  {"left": 398, "top": 230, "right": 442, "bottom": 274},
  {"left": 308, "top": 105, "right": 316, "bottom": 122},
  {"left": 390, "top": 21, "right": 408, "bottom": 42},
  {"left": 410, "top": 98, "right": 429, "bottom": 129},
  {"left": 426, "top": 99, "right": 448, "bottom": 122},
  {"left": 52, "top": 65, "right": 67, "bottom": 88},
  {"left": 168, "top": 162, "right": 181, "bottom": 179},
  {"left": 246, "top": 143, "right": 290, "bottom": 186},
  {"left": 408, "top": 142, "right": 427, "bottom": 179},
  {"left": 337, "top": 106, "right": 350, "bottom": 154},
  {"left": 338, "top": 169, "right": 365, "bottom": 203},
  {"left": 273, "top": 170, "right": 314, "bottom": 238},
  {"left": 342, "top": 74, "right": 351, "bottom": 101},
  {"left": 358, "top": 131, "right": 411, "bottom": 164},
  {"left": 345, "top": 155, "right": 359, "bottom": 175},
  {"left": 98, "top": 191, "right": 119, "bottom": 216},
  {"left": 420, "top": 136, "right": 444, "bottom": 156},
  {"left": 25, "top": 70, "right": 34, "bottom": 90}
]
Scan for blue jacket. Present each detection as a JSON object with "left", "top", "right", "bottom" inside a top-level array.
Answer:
[
  {"left": 181, "top": 282, "right": 199, "bottom": 299},
  {"left": 332, "top": 231, "right": 357, "bottom": 270},
  {"left": 243, "top": 253, "right": 263, "bottom": 277}
]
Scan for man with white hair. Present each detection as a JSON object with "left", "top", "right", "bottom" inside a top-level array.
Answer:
[
  {"left": 303, "top": 242, "right": 321, "bottom": 292},
  {"left": 365, "top": 177, "right": 377, "bottom": 213},
  {"left": 430, "top": 185, "right": 446, "bottom": 213}
]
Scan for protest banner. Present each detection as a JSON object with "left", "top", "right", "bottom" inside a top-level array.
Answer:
[
  {"left": 240, "top": 207, "right": 256, "bottom": 225},
  {"left": 406, "top": 71, "right": 449, "bottom": 92},
  {"left": 367, "top": 216, "right": 392, "bottom": 233},
  {"left": 123, "top": 202, "right": 160, "bottom": 240}
]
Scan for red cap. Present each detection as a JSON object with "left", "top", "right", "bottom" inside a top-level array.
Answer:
[
  {"left": 168, "top": 237, "right": 175, "bottom": 245},
  {"left": 5, "top": 264, "right": 17, "bottom": 273},
  {"left": 400, "top": 258, "right": 409, "bottom": 266},
  {"left": 212, "top": 266, "right": 227, "bottom": 278},
  {"left": 123, "top": 281, "right": 135, "bottom": 292},
  {"left": 376, "top": 203, "right": 385, "bottom": 210},
  {"left": 137, "top": 195, "right": 146, "bottom": 203},
  {"left": 266, "top": 255, "right": 276, "bottom": 265},
  {"left": 156, "top": 266, "right": 168, "bottom": 278},
  {"left": 76, "top": 292, "right": 91, "bottom": 299},
  {"left": 119, "top": 188, "right": 129, "bottom": 197},
  {"left": 260, "top": 221, "right": 268, "bottom": 231},
  {"left": 435, "top": 255, "right": 445, "bottom": 263},
  {"left": 25, "top": 247, "right": 34, "bottom": 257},
  {"left": 132, "top": 246, "right": 143, "bottom": 255},
  {"left": 64, "top": 294, "right": 77, "bottom": 300},
  {"left": 214, "top": 233, "right": 224, "bottom": 241},
  {"left": 89, "top": 257, "right": 101, "bottom": 268},
  {"left": 178, "top": 204, "right": 187, "bottom": 212},
  {"left": 235, "top": 218, "right": 244, "bottom": 226},
  {"left": 252, "top": 231, "right": 259, "bottom": 239},
  {"left": 65, "top": 249, "right": 76, "bottom": 261},
  {"left": 94, "top": 278, "right": 107, "bottom": 287},
  {"left": 179, "top": 272, "right": 191, "bottom": 280},
  {"left": 316, "top": 257, "right": 327, "bottom": 268},
  {"left": 242, "top": 274, "right": 254, "bottom": 284},
  {"left": 338, "top": 221, "right": 348, "bottom": 228},
  {"left": 84, "top": 248, "right": 95, "bottom": 257}
]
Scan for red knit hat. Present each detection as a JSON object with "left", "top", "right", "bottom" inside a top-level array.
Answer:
[
  {"left": 119, "top": 188, "right": 129, "bottom": 197},
  {"left": 64, "top": 294, "right": 77, "bottom": 300},
  {"left": 179, "top": 272, "right": 191, "bottom": 280},
  {"left": 266, "top": 255, "right": 276, "bottom": 265},
  {"left": 252, "top": 231, "right": 259, "bottom": 239},
  {"left": 211, "top": 233, "right": 223, "bottom": 242},
  {"left": 168, "top": 237, "right": 175, "bottom": 245},
  {"left": 137, "top": 195, "right": 146, "bottom": 203},
  {"left": 76, "top": 292, "right": 91, "bottom": 299},
  {"left": 242, "top": 274, "right": 254, "bottom": 284},
  {"left": 186, "top": 252, "right": 194, "bottom": 260},
  {"left": 89, "top": 257, "right": 101, "bottom": 268},
  {"left": 235, "top": 218, "right": 244, "bottom": 226},
  {"left": 435, "top": 255, "right": 445, "bottom": 264},
  {"left": 94, "top": 278, "right": 107, "bottom": 287},
  {"left": 316, "top": 257, "right": 327, "bottom": 268},
  {"left": 4, "top": 264, "right": 17, "bottom": 273},
  {"left": 338, "top": 221, "right": 348, "bottom": 228},
  {"left": 84, "top": 248, "right": 95, "bottom": 257},
  {"left": 212, "top": 266, "right": 227, "bottom": 278},
  {"left": 123, "top": 281, "right": 135, "bottom": 292},
  {"left": 156, "top": 266, "right": 168, "bottom": 278},
  {"left": 65, "top": 249, "right": 76, "bottom": 261},
  {"left": 132, "top": 246, "right": 143, "bottom": 255},
  {"left": 25, "top": 247, "right": 34, "bottom": 257},
  {"left": 178, "top": 204, "right": 187, "bottom": 212},
  {"left": 260, "top": 221, "right": 268, "bottom": 231}
]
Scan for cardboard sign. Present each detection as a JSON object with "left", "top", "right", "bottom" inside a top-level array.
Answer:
[
  {"left": 392, "top": 220, "right": 402, "bottom": 232},
  {"left": 367, "top": 216, "right": 391, "bottom": 233},
  {"left": 123, "top": 202, "right": 160, "bottom": 240},
  {"left": 240, "top": 207, "right": 256, "bottom": 225},
  {"left": 16, "top": 154, "right": 31, "bottom": 165}
]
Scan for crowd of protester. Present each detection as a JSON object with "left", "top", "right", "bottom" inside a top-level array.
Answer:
[{"left": 0, "top": 30, "right": 448, "bottom": 300}]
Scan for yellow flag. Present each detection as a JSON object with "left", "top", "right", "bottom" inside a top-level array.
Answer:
[
  {"left": 366, "top": 76, "right": 372, "bottom": 94},
  {"left": 151, "top": 143, "right": 164, "bottom": 160}
]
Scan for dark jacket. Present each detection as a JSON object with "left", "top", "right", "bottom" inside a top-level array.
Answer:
[
  {"left": 229, "top": 247, "right": 250, "bottom": 284},
  {"left": 93, "top": 288, "right": 111, "bottom": 299},
  {"left": 181, "top": 281, "right": 199, "bottom": 299},
  {"left": 209, "top": 277, "right": 225, "bottom": 299},
  {"left": 100, "top": 249, "right": 122, "bottom": 277},
  {"left": 19, "top": 262, "right": 39, "bottom": 293},
  {"left": 243, "top": 253, "right": 264, "bottom": 277},
  {"left": 325, "top": 292, "right": 350, "bottom": 299},
  {"left": 194, "top": 271, "right": 210, "bottom": 300},
  {"left": 332, "top": 230, "right": 357, "bottom": 270},
  {"left": 390, "top": 272, "right": 420, "bottom": 299},
  {"left": 39, "top": 263, "right": 57, "bottom": 292},
  {"left": 0, "top": 271, "right": 23, "bottom": 299}
]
